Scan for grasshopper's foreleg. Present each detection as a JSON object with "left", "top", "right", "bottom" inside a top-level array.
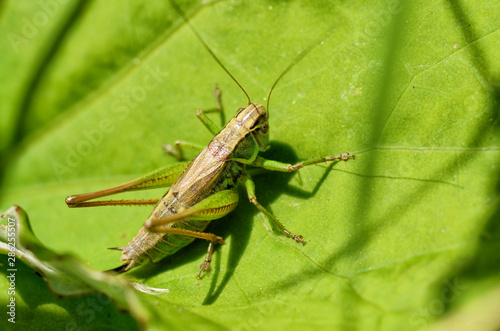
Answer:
[
  {"left": 146, "top": 189, "right": 239, "bottom": 277},
  {"left": 252, "top": 153, "right": 354, "bottom": 172},
  {"left": 242, "top": 175, "right": 305, "bottom": 244}
]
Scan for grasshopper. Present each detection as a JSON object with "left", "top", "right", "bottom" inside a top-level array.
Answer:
[{"left": 65, "top": 0, "right": 354, "bottom": 277}]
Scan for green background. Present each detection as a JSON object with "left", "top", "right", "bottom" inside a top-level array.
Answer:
[{"left": 1, "top": 0, "right": 499, "bottom": 330}]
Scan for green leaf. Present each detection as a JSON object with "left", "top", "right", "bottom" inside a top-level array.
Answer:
[
  {"left": 1, "top": 0, "right": 499, "bottom": 330},
  {"left": 0, "top": 205, "right": 169, "bottom": 330}
]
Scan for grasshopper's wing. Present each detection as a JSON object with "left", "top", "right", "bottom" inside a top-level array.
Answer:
[
  {"left": 171, "top": 147, "right": 229, "bottom": 204},
  {"left": 66, "top": 161, "right": 190, "bottom": 207}
]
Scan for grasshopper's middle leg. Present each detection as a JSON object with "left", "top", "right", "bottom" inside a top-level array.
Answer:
[
  {"left": 243, "top": 175, "right": 305, "bottom": 244},
  {"left": 196, "top": 84, "right": 225, "bottom": 133},
  {"left": 163, "top": 141, "right": 206, "bottom": 161},
  {"left": 164, "top": 85, "right": 225, "bottom": 161},
  {"left": 244, "top": 153, "right": 354, "bottom": 243}
]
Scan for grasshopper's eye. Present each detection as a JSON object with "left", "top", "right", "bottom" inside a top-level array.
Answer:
[{"left": 260, "top": 121, "right": 269, "bottom": 134}]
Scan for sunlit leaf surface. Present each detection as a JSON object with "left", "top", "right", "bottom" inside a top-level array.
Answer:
[{"left": 1, "top": 0, "right": 499, "bottom": 329}]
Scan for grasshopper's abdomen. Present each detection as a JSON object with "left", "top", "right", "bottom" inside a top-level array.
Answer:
[
  {"left": 121, "top": 219, "right": 212, "bottom": 269},
  {"left": 119, "top": 162, "right": 244, "bottom": 271},
  {"left": 119, "top": 161, "right": 243, "bottom": 271},
  {"left": 120, "top": 192, "right": 214, "bottom": 270},
  {"left": 119, "top": 169, "right": 209, "bottom": 269}
]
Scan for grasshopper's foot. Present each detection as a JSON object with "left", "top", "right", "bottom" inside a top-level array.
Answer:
[
  {"left": 198, "top": 261, "right": 211, "bottom": 278},
  {"left": 197, "top": 239, "right": 223, "bottom": 278},
  {"left": 213, "top": 83, "right": 222, "bottom": 110},
  {"left": 325, "top": 152, "right": 354, "bottom": 162},
  {"left": 282, "top": 229, "right": 306, "bottom": 244},
  {"left": 195, "top": 84, "right": 223, "bottom": 117},
  {"left": 340, "top": 152, "right": 355, "bottom": 161},
  {"left": 284, "top": 152, "right": 355, "bottom": 172},
  {"left": 162, "top": 142, "right": 184, "bottom": 161}
]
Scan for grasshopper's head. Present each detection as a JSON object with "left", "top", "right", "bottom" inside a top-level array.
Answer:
[
  {"left": 234, "top": 103, "right": 270, "bottom": 152},
  {"left": 248, "top": 103, "right": 270, "bottom": 151}
]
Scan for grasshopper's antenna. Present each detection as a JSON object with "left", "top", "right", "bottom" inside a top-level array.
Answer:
[
  {"left": 168, "top": 0, "right": 251, "bottom": 104},
  {"left": 267, "top": 28, "right": 335, "bottom": 115},
  {"left": 266, "top": 49, "right": 310, "bottom": 115}
]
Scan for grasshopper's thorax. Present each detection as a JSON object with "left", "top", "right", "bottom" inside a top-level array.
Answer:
[{"left": 209, "top": 103, "right": 269, "bottom": 160}]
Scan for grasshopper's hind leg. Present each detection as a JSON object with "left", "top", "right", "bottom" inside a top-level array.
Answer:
[
  {"left": 199, "top": 241, "right": 217, "bottom": 278},
  {"left": 147, "top": 189, "right": 239, "bottom": 277},
  {"left": 153, "top": 227, "right": 224, "bottom": 278},
  {"left": 65, "top": 162, "right": 189, "bottom": 207}
]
